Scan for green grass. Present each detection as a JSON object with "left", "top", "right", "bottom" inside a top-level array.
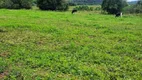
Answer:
[{"left": 0, "top": 9, "right": 142, "bottom": 80}]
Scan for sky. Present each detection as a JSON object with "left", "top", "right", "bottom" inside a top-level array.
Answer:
[{"left": 127, "top": 0, "right": 138, "bottom": 2}]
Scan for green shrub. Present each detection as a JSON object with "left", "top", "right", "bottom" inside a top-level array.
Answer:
[
  {"left": 133, "top": 0, "right": 142, "bottom": 13},
  {"left": 32, "top": 0, "right": 37, "bottom": 6},
  {"left": 123, "top": 5, "right": 134, "bottom": 13},
  {"left": 20, "top": 0, "right": 32, "bottom": 9},
  {"left": 37, "top": 0, "right": 68, "bottom": 11},
  {"left": 73, "top": 5, "right": 94, "bottom": 11},
  {"left": 123, "top": 0, "right": 142, "bottom": 13},
  {"left": 95, "top": 6, "right": 101, "bottom": 11},
  {"left": 68, "top": 2, "right": 76, "bottom": 6},
  {"left": 0, "top": 0, "right": 12, "bottom": 9}
]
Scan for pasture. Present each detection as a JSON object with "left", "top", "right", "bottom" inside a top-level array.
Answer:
[{"left": 0, "top": 9, "right": 142, "bottom": 80}]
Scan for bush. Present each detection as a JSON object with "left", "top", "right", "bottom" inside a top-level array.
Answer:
[
  {"left": 0, "top": 0, "right": 12, "bottom": 9},
  {"left": 32, "top": 0, "right": 37, "bottom": 6},
  {"left": 37, "top": 0, "right": 68, "bottom": 11},
  {"left": 73, "top": 6, "right": 94, "bottom": 11},
  {"left": 133, "top": 0, "right": 142, "bottom": 13},
  {"left": 123, "top": 0, "right": 142, "bottom": 13},
  {"left": 0, "top": 0, "right": 32, "bottom": 9},
  {"left": 20, "top": 0, "right": 32, "bottom": 9},
  {"left": 95, "top": 7, "right": 101, "bottom": 11},
  {"left": 68, "top": 2, "right": 76, "bottom": 6},
  {"left": 123, "top": 5, "right": 134, "bottom": 13}
]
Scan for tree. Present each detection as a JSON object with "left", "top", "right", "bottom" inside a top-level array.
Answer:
[
  {"left": 20, "top": 0, "right": 32, "bottom": 9},
  {"left": 0, "top": 0, "right": 32, "bottom": 9},
  {"left": 123, "top": 0, "right": 142, "bottom": 13},
  {"left": 69, "top": 0, "right": 102, "bottom": 5},
  {"left": 102, "top": 0, "right": 127, "bottom": 14},
  {"left": 137, "top": 0, "right": 142, "bottom": 5},
  {"left": 0, "top": 0, "right": 12, "bottom": 8},
  {"left": 133, "top": 0, "right": 142, "bottom": 13},
  {"left": 37, "top": 0, "right": 68, "bottom": 11}
]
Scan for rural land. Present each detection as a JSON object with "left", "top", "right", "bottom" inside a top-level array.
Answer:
[{"left": 0, "top": 0, "right": 142, "bottom": 80}]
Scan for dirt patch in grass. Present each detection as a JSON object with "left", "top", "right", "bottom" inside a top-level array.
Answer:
[
  {"left": 0, "top": 51, "right": 11, "bottom": 58},
  {"left": 0, "top": 71, "right": 8, "bottom": 79}
]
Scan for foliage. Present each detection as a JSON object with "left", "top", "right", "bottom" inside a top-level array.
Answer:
[
  {"left": 32, "top": 0, "right": 37, "bottom": 4},
  {"left": 0, "top": 0, "right": 32, "bottom": 9},
  {"left": 102, "top": 0, "right": 128, "bottom": 14},
  {"left": 69, "top": 0, "right": 102, "bottom": 5},
  {"left": 123, "top": 5, "right": 134, "bottom": 13},
  {"left": 123, "top": 0, "right": 142, "bottom": 13},
  {"left": 132, "top": 0, "right": 142, "bottom": 13},
  {"left": 68, "top": 2, "right": 77, "bottom": 6},
  {"left": 74, "top": 5, "right": 94, "bottom": 11},
  {"left": 37, "top": 0, "right": 68, "bottom": 11},
  {"left": 95, "top": 6, "right": 101, "bottom": 11}
]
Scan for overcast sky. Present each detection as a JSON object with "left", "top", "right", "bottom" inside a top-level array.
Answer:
[{"left": 127, "top": 0, "right": 138, "bottom": 2}]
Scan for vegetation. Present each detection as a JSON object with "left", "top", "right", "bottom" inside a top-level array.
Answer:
[
  {"left": 69, "top": 0, "right": 102, "bottom": 5},
  {"left": 73, "top": 5, "right": 94, "bottom": 11},
  {"left": 123, "top": 0, "right": 142, "bottom": 13},
  {"left": 37, "top": 0, "right": 68, "bottom": 11},
  {"left": 0, "top": 0, "right": 32, "bottom": 9},
  {"left": 0, "top": 8, "right": 142, "bottom": 79},
  {"left": 102, "top": 0, "right": 127, "bottom": 14}
]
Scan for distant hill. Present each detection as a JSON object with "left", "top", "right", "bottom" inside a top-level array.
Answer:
[{"left": 69, "top": 0, "right": 102, "bottom": 5}]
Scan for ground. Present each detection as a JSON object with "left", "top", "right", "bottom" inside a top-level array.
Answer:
[{"left": 0, "top": 9, "right": 142, "bottom": 80}]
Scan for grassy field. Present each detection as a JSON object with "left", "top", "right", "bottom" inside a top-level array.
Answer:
[{"left": 0, "top": 9, "right": 142, "bottom": 80}]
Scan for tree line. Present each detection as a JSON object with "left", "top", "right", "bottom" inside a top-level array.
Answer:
[
  {"left": 0, "top": 0, "right": 68, "bottom": 11},
  {"left": 102, "top": 0, "right": 142, "bottom": 14},
  {"left": 0, "top": 0, "right": 32, "bottom": 9},
  {"left": 0, "top": 0, "right": 142, "bottom": 14},
  {"left": 68, "top": 0, "right": 102, "bottom": 5}
]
